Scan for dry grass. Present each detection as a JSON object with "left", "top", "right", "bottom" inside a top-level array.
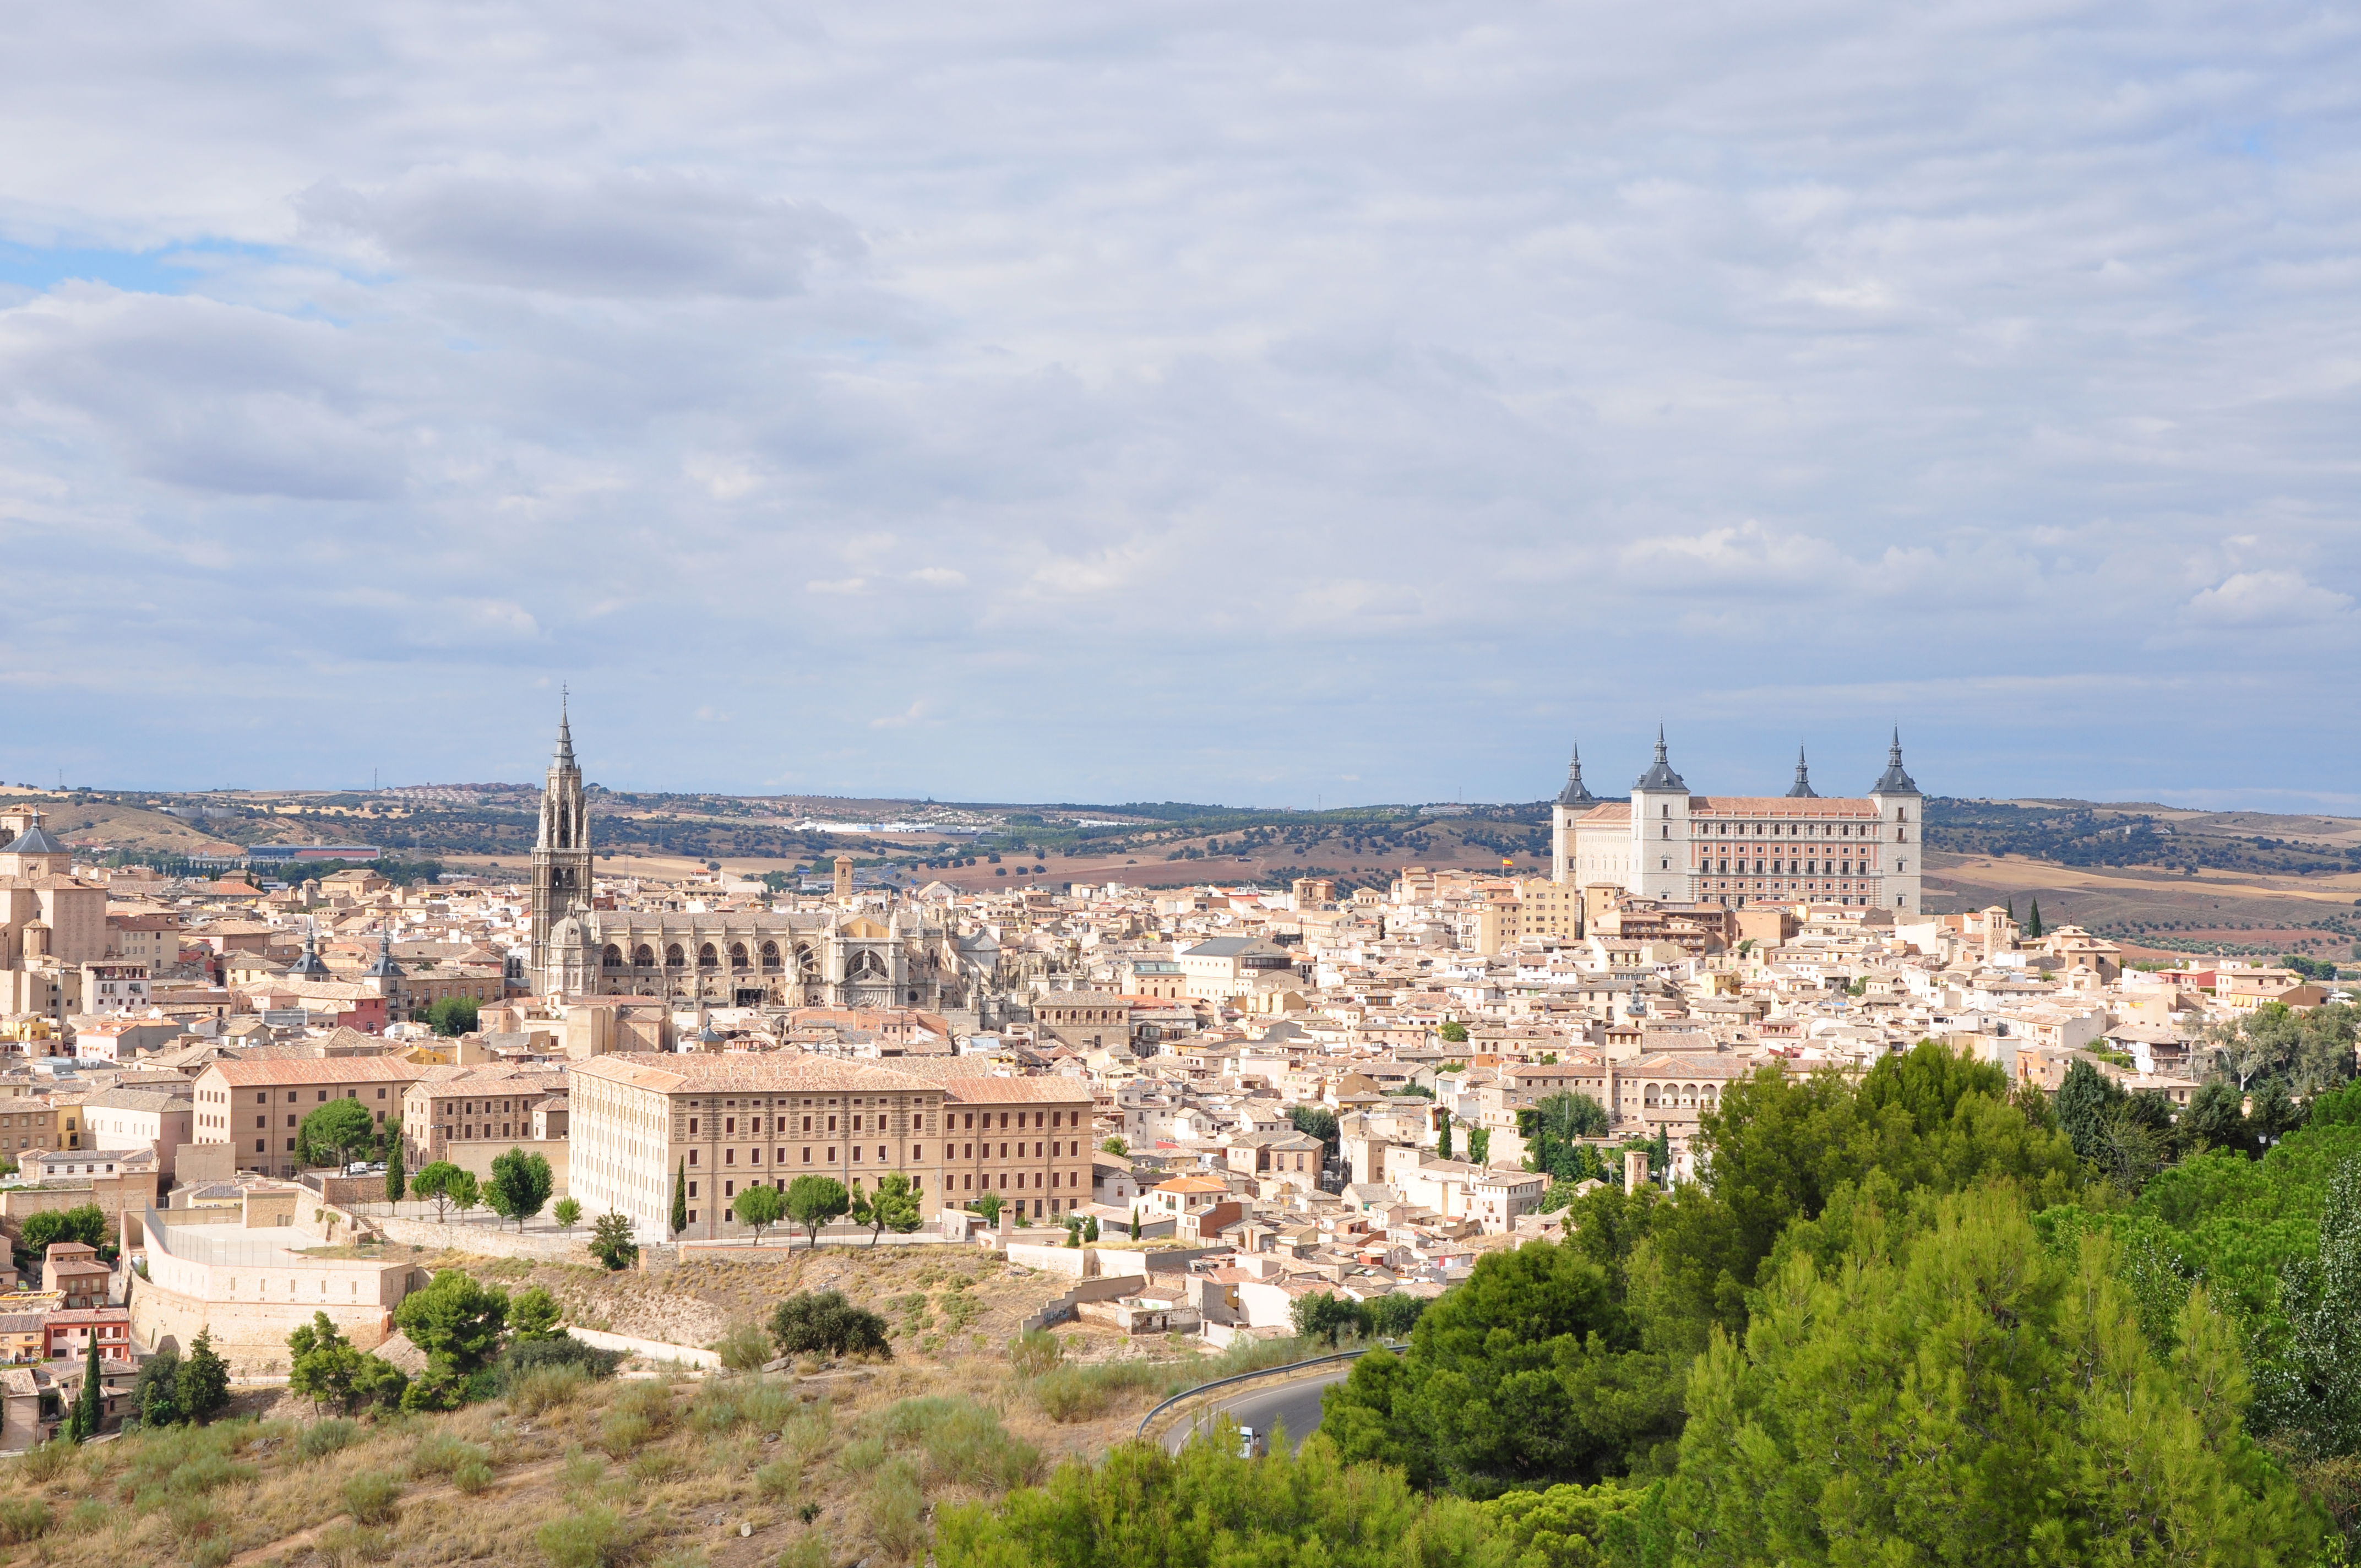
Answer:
[{"left": 0, "top": 1322, "right": 1278, "bottom": 1568}]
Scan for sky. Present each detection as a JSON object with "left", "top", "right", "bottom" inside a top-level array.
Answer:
[{"left": 3, "top": 3, "right": 2359, "bottom": 811}]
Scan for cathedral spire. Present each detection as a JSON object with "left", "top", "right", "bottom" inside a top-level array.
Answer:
[
  {"left": 553, "top": 689, "right": 576, "bottom": 769},
  {"left": 1785, "top": 743, "right": 1818, "bottom": 798}
]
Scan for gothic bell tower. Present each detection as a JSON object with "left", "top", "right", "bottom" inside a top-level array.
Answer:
[{"left": 530, "top": 699, "right": 594, "bottom": 991}]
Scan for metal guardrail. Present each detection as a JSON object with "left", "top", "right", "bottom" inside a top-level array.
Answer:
[{"left": 1134, "top": 1343, "right": 1397, "bottom": 1445}]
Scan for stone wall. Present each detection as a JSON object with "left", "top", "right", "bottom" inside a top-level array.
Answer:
[
  {"left": 0, "top": 1172, "right": 160, "bottom": 1244},
  {"left": 366, "top": 1212, "right": 602, "bottom": 1266},
  {"left": 128, "top": 1272, "right": 400, "bottom": 1375}
]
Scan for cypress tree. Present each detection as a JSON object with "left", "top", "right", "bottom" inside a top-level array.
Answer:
[
  {"left": 672, "top": 1161, "right": 688, "bottom": 1235},
  {"left": 385, "top": 1159, "right": 406, "bottom": 1210},
  {"left": 2027, "top": 899, "right": 2045, "bottom": 939},
  {"left": 67, "top": 1331, "right": 102, "bottom": 1442},
  {"left": 2006, "top": 896, "right": 2017, "bottom": 923},
  {"left": 1437, "top": 1111, "right": 1454, "bottom": 1162}
]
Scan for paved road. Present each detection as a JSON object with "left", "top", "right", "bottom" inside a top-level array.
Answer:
[{"left": 1160, "top": 1364, "right": 1354, "bottom": 1455}]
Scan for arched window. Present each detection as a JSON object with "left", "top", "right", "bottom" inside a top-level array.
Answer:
[
  {"left": 633, "top": 945, "right": 654, "bottom": 967},
  {"left": 698, "top": 943, "right": 719, "bottom": 968},
  {"left": 760, "top": 941, "right": 781, "bottom": 970},
  {"left": 729, "top": 942, "right": 748, "bottom": 968},
  {"left": 665, "top": 943, "right": 686, "bottom": 968},
  {"left": 602, "top": 945, "right": 623, "bottom": 969},
  {"left": 1644, "top": 1084, "right": 1661, "bottom": 1107}
]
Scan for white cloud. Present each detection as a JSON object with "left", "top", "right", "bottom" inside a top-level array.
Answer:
[
  {"left": 2186, "top": 570, "right": 2355, "bottom": 628},
  {"left": 0, "top": 1, "right": 2354, "bottom": 802}
]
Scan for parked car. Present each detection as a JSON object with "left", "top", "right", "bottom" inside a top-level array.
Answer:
[{"left": 1237, "top": 1426, "right": 1266, "bottom": 1459}]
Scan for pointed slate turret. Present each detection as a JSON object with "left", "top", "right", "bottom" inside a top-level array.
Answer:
[
  {"left": 1873, "top": 728, "right": 1918, "bottom": 794},
  {"left": 289, "top": 922, "right": 330, "bottom": 979},
  {"left": 1785, "top": 744, "right": 1819, "bottom": 799},
  {"left": 1632, "top": 726, "right": 1686, "bottom": 792},
  {"left": 366, "top": 927, "right": 403, "bottom": 979},
  {"left": 1556, "top": 743, "right": 1598, "bottom": 807}
]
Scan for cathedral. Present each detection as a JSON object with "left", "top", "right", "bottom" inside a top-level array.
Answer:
[{"left": 527, "top": 709, "right": 967, "bottom": 1008}]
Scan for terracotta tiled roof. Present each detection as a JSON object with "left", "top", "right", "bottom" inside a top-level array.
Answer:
[{"left": 200, "top": 1057, "right": 428, "bottom": 1087}]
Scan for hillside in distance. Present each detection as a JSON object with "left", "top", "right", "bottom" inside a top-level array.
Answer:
[{"left": 31, "top": 782, "right": 2361, "bottom": 964}]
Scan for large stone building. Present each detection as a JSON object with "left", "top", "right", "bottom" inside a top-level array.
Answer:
[
  {"left": 1549, "top": 731, "right": 1924, "bottom": 912},
  {"left": 568, "top": 1052, "right": 1095, "bottom": 1242},
  {"left": 0, "top": 809, "right": 113, "bottom": 1017},
  {"left": 525, "top": 710, "right": 971, "bottom": 1008}
]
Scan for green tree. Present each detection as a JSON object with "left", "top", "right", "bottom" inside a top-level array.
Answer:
[
  {"left": 1467, "top": 1127, "right": 1490, "bottom": 1166},
  {"left": 485, "top": 1147, "right": 553, "bottom": 1231},
  {"left": 1666, "top": 1188, "right": 2318, "bottom": 1565},
  {"left": 975, "top": 1193, "right": 1005, "bottom": 1227},
  {"left": 2058, "top": 1057, "right": 2125, "bottom": 1165},
  {"left": 135, "top": 1345, "right": 180, "bottom": 1428},
  {"left": 1291, "top": 1291, "right": 1362, "bottom": 1348},
  {"left": 66, "top": 1332, "right": 102, "bottom": 1442},
  {"left": 1128, "top": 1206, "right": 1139, "bottom": 1242},
  {"left": 785, "top": 1175, "right": 851, "bottom": 1244},
  {"left": 1084, "top": 1215, "right": 1099, "bottom": 1243},
  {"left": 1290, "top": 1105, "right": 1340, "bottom": 1170},
  {"left": 735, "top": 1180, "right": 787, "bottom": 1244},
  {"left": 672, "top": 1160, "right": 688, "bottom": 1235},
  {"left": 288, "top": 1312, "right": 407, "bottom": 1414},
  {"left": 298, "top": 1098, "right": 378, "bottom": 1168},
  {"left": 423, "top": 996, "right": 480, "bottom": 1036},
  {"left": 510, "top": 1287, "right": 562, "bottom": 1342},
  {"left": 768, "top": 1289, "right": 891, "bottom": 1360},
  {"left": 1439, "top": 1021, "right": 1468, "bottom": 1044},
  {"left": 1099, "top": 1136, "right": 1128, "bottom": 1155},
  {"left": 384, "top": 1159, "right": 406, "bottom": 1209},
  {"left": 1323, "top": 1235, "right": 1683, "bottom": 1494},
  {"left": 589, "top": 1211, "right": 638, "bottom": 1271},
  {"left": 19, "top": 1204, "right": 108, "bottom": 1264},
  {"left": 852, "top": 1172, "right": 922, "bottom": 1245},
  {"left": 1436, "top": 1110, "right": 1454, "bottom": 1162},
  {"left": 410, "top": 1161, "right": 472, "bottom": 1222},
  {"left": 176, "top": 1330, "right": 231, "bottom": 1424},
  {"left": 392, "top": 1269, "right": 509, "bottom": 1382},
  {"left": 552, "top": 1196, "right": 581, "bottom": 1235},
  {"left": 2273, "top": 1156, "right": 2361, "bottom": 1457},
  {"left": 1520, "top": 1091, "right": 1612, "bottom": 1184},
  {"left": 2026, "top": 896, "right": 2044, "bottom": 938}
]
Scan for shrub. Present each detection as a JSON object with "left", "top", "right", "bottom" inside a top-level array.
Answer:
[
  {"left": 0, "top": 1498, "right": 50, "bottom": 1544},
  {"left": 876, "top": 1396, "right": 1041, "bottom": 1491},
  {"left": 313, "top": 1521, "right": 393, "bottom": 1566},
  {"left": 757, "top": 1459, "right": 798, "bottom": 1502},
  {"left": 16, "top": 1440, "right": 69, "bottom": 1483},
  {"left": 342, "top": 1471, "right": 404, "bottom": 1526},
  {"left": 597, "top": 1410, "right": 655, "bottom": 1458},
  {"left": 510, "top": 1364, "right": 593, "bottom": 1417},
  {"left": 537, "top": 1505, "right": 628, "bottom": 1568},
  {"left": 777, "top": 1534, "right": 831, "bottom": 1568},
  {"left": 1008, "top": 1330, "right": 1064, "bottom": 1378},
  {"left": 297, "top": 1419, "right": 362, "bottom": 1461},
  {"left": 628, "top": 1447, "right": 685, "bottom": 1485},
  {"left": 715, "top": 1321, "right": 771, "bottom": 1373},
  {"left": 502, "top": 1333, "right": 625, "bottom": 1387},
  {"left": 1028, "top": 1360, "right": 1168, "bottom": 1423},
  {"left": 769, "top": 1291, "right": 890, "bottom": 1360},
  {"left": 414, "top": 1433, "right": 490, "bottom": 1478},
  {"left": 867, "top": 1457, "right": 929, "bottom": 1562},
  {"left": 558, "top": 1446, "right": 605, "bottom": 1494},
  {"left": 66, "top": 1498, "right": 106, "bottom": 1534},
  {"left": 166, "top": 1495, "right": 224, "bottom": 1544},
  {"left": 453, "top": 1456, "right": 494, "bottom": 1495}
]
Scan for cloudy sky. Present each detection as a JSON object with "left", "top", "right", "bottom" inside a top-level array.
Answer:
[{"left": 3, "top": 2, "right": 2358, "bottom": 808}]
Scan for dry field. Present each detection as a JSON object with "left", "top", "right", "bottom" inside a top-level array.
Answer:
[
  {"left": 1927, "top": 852, "right": 2361, "bottom": 960},
  {"left": 0, "top": 1245, "right": 1286, "bottom": 1568}
]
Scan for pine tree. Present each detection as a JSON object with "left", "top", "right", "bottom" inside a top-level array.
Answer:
[
  {"left": 67, "top": 1332, "right": 102, "bottom": 1442},
  {"left": 671, "top": 1161, "right": 688, "bottom": 1235},
  {"left": 2027, "top": 898, "right": 2045, "bottom": 939},
  {"left": 176, "top": 1329, "right": 230, "bottom": 1424}
]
